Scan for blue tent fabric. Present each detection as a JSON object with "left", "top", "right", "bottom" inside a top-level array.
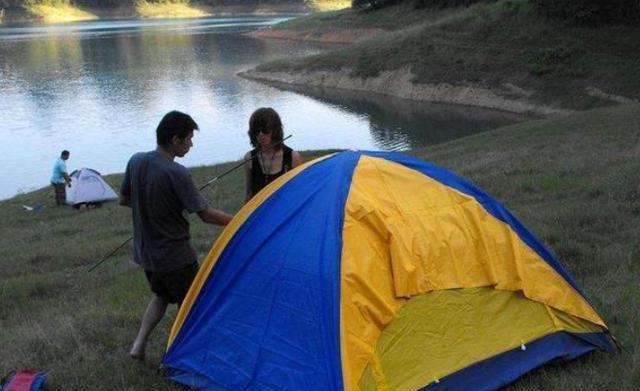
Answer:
[
  {"left": 164, "top": 152, "right": 359, "bottom": 390},
  {"left": 424, "top": 332, "right": 599, "bottom": 391}
]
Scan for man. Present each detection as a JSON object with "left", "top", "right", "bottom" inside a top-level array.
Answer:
[
  {"left": 120, "top": 111, "right": 233, "bottom": 360},
  {"left": 51, "top": 150, "right": 71, "bottom": 206}
]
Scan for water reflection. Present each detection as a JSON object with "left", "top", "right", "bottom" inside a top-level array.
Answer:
[
  {"left": 0, "top": 17, "right": 289, "bottom": 40},
  {"left": 0, "top": 17, "right": 523, "bottom": 200},
  {"left": 271, "top": 85, "right": 527, "bottom": 150}
]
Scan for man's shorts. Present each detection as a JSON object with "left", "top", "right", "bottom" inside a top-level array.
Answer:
[
  {"left": 144, "top": 262, "right": 199, "bottom": 305},
  {"left": 51, "top": 182, "right": 66, "bottom": 205}
]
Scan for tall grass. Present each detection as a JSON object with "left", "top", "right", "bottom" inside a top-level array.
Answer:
[{"left": 0, "top": 104, "right": 638, "bottom": 389}]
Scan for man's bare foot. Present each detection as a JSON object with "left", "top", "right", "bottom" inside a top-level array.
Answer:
[
  {"left": 129, "top": 343, "right": 146, "bottom": 361},
  {"left": 128, "top": 351, "right": 145, "bottom": 361}
]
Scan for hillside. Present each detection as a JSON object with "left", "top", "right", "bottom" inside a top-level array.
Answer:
[
  {"left": 244, "top": 0, "right": 640, "bottom": 114},
  {"left": 0, "top": 103, "right": 638, "bottom": 390}
]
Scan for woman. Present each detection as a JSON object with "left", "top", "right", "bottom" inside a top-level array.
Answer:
[{"left": 244, "top": 108, "right": 301, "bottom": 203}]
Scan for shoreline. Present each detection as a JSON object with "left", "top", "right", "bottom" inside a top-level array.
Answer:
[
  {"left": 247, "top": 27, "right": 385, "bottom": 44},
  {"left": 0, "top": 4, "right": 313, "bottom": 24},
  {"left": 239, "top": 3, "right": 640, "bottom": 116},
  {"left": 240, "top": 68, "right": 572, "bottom": 116}
]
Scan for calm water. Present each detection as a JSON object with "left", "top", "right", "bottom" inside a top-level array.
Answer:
[{"left": 0, "top": 16, "right": 523, "bottom": 200}]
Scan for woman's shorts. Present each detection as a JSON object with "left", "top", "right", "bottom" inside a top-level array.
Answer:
[{"left": 144, "top": 262, "right": 199, "bottom": 305}]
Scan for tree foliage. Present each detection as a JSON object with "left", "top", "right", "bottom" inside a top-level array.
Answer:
[
  {"left": 413, "top": 0, "right": 495, "bottom": 8},
  {"left": 71, "top": 0, "right": 134, "bottom": 6},
  {"left": 351, "top": 0, "right": 399, "bottom": 10},
  {"left": 351, "top": 0, "right": 494, "bottom": 11},
  {"left": 533, "top": 0, "right": 640, "bottom": 25},
  {"left": 194, "top": 0, "right": 305, "bottom": 4},
  {"left": 24, "top": 0, "right": 70, "bottom": 6}
]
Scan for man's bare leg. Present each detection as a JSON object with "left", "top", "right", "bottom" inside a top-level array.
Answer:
[{"left": 129, "top": 295, "right": 168, "bottom": 360}]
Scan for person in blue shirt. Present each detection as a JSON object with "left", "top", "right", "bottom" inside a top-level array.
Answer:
[{"left": 50, "top": 150, "right": 71, "bottom": 206}]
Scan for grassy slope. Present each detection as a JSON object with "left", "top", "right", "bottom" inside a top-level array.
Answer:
[
  {"left": 256, "top": 0, "right": 640, "bottom": 111},
  {"left": 0, "top": 104, "right": 638, "bottom": 389},
  {"left": 275, "top": 0, "right": 456, "bottom": 31}
]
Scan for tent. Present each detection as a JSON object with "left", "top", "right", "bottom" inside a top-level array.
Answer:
[
  {"left": 66, "top": 168, "right": 118, "bottom": 206},
  {"left": 163, "top": 151, "right": 616, "bottom": 390}
]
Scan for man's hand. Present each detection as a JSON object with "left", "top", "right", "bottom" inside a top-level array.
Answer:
[{"left": 197, "top": 207, "right": 233, "bottom": 226}]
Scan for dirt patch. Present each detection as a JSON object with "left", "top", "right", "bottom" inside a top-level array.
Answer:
[
  {"left": 240, "top": 68, "right": 570, "bottom": 115},
  {"left": 248, "top": 27, "right": 386, "bottom": 44}
]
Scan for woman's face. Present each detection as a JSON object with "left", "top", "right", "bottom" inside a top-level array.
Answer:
[{"left": 257, "top": 128, "right": 273, "bottom": 148}]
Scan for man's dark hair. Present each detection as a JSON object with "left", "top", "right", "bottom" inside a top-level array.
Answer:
[
  {"left": 156, "top": 111, "right": 199, "bottom": 148},
  {"left": 61, "top": 150, "right": 70, "bottom": 157},
  {"left": 248, "top": 107, "right": 284, "bottom": 149}
]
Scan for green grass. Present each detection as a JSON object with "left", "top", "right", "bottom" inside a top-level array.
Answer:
[
  {"left": 256, "top": 0, "right": 640, "bottom": 111},
  {"left": 276, "top": 0, "right": 457, "bottom": 31},
  {"left": 416, "top": 104, "right": 640, "bottom": 390},
  {"left": 1, "top": 106, "right": 639, "bottom": 389}
]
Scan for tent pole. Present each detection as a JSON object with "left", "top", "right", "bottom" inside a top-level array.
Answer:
[{"left": 87, "top": 135, "right": 292, "bottom": 272}]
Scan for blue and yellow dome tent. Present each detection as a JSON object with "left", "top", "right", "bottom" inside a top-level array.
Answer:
[{"left": 163, "top": 151, "right": 616, "bottom": 390}]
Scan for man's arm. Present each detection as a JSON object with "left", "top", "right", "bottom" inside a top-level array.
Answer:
[
  {"left": 120, "top": 160, "right": 132, "bottom": 207},
  {"left": 197, "top": 207, "right": 233, "bottom": 226},
  {"left": 63, "top": 172, "right": 72, "bottom": 187},
  {"left": 119, "top": 190, "right": 131, "bottom": 207},
  {"left": 176, "top": 166, "right": 232, "bottom": 225}
]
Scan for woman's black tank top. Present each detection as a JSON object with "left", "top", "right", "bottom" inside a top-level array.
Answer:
[{"left": 250, "top": 145, "right": 293, "bottom": 197}]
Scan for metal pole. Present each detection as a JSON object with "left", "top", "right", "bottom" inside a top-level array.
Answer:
[{"left": 88, "top": 135, "right": 292, "bottom": 272}]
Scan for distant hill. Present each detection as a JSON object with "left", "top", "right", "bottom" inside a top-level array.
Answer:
[{"left": 244, "top": 0, "right": 640, "bottom": 114}]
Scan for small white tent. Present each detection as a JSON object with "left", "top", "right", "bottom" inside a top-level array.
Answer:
[{"left": 66, "top": 168, "right": 118, "bottom": 206}]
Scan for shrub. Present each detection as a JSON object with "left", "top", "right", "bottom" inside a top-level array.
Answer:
[
  {"left": 352, "top": 0, "right": 403, "bottom": 10},
  {"left": 413, "top": 0, "right": 495, "bottom": 8},
  {"left": 352, "top": 0, "right": 494, "bottom": 11},
  {"left": 527, "top": 45, "right": 578, "bottom": 76},
  {"left": 533, "top": 0, "right": 640, "bottom": 25},
  {"left": 71, "top": 0, "right": 134, "bottom": 6},
  {"left": 24, "top": 0, "right": 70, "bottom": 6}
]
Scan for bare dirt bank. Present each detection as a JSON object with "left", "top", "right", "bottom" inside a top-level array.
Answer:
[
  {"left": 241, "top": 68, "right": 571, "bottom": 115},
  {"left": 247, "top": 27, "right": 385, "bottom": 43}
]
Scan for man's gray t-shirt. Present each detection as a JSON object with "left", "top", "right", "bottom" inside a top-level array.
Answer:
[{"left": 121, "top": 151, "right": 208, "bottom": 273}]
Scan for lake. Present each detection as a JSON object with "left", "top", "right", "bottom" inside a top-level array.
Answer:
[{"left": 0, "top": 16, "right": 523, "bottom": 200}]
